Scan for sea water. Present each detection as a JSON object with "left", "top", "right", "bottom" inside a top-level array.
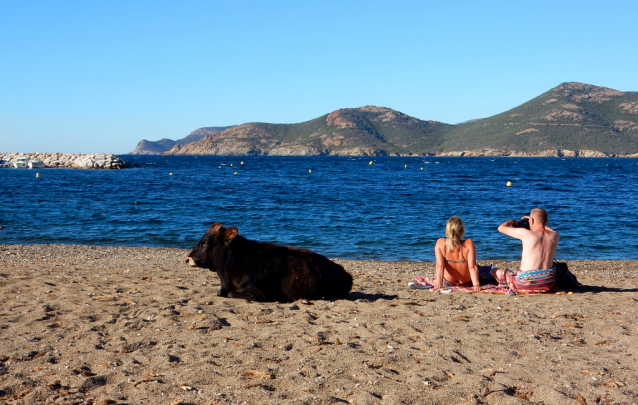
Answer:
[{"left": 1, "top": 156, "right": 637, "bottom": 261}]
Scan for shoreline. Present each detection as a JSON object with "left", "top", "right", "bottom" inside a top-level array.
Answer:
[
  {"left": 1, "top": 244, "right": 636, "bottom": 404},
  {"left": 1, "top": 241, "right": 636, "bottom": 266},
  {"left": 154, "top": 152, "right": 638, "bottom": 158},
  {"left": 4, "top": 152, "right": 638, "bottom": 160}
]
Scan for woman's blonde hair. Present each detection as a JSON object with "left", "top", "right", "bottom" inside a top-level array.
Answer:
[{"left": 445, "top": 216, "right": 465, "bottom": 252}]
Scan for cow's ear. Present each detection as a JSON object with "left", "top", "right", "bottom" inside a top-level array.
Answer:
[
  {"left": 224, "top": 227, "right": 239, "bottom": 244},
  {"left": 207, "top": 223, "right": 223, "bottom": 235}
]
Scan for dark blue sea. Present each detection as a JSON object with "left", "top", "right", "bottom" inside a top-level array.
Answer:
[{"left": 1, "top": 156, "right": 637, "bottom": 261}]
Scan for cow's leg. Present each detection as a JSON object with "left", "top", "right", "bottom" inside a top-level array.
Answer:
[
  {"left": 218, "top": 276, "right": 233, "bottom": 297},
  {"left": 227, "top": 290, "right": 260, "bottom": 301}
]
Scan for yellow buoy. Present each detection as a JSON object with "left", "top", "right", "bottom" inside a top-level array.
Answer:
[
  {"left": 309, "top": 169, "right": 312, "bottom": 173},
  {"left": 506, "top": 181, "right": 512, "bottom": 186},
  {"left": 36, "top": 173, "right": 40, "bottom": 178},
  {"left": 234, "top": 172, "right": 237, "bottom": 175},
  {"left": 369, "top": 161, "right": 373, "bottom": 165},
  {"left": 404, "top": 164, "right": 407, "bottom": 168},
  {"left": 420, "top": 167, "right": 423, "bottom": 170},
  {"left": 169, "top": 172, "right": 173, "bottom": 176},
  {"left": 240, "top": 161, "right": 244, "bottom": 165},
  {"left": 230, "top": 164, "right": 233, "bottom": 167}
]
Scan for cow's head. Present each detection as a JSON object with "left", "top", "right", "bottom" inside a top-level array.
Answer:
[{"left": 187, "top": 222, "right": 239, "bottom": 270}]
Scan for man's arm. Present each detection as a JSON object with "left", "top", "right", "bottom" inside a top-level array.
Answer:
[{"left": 497, "top": 219, "right": 529, "bottom": 240}]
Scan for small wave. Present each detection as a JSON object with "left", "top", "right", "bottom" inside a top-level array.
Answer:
[{"left": 2, "top": 156, "right": 637, "bottom": 260}]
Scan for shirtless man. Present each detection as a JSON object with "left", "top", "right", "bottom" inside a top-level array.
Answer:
[{"left": 491, "top": 208, "right": 560, "bottom": 292}]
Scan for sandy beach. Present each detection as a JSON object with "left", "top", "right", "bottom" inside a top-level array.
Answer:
[{"left": 0, "top": 244, "right": 636, "bottom": 405}]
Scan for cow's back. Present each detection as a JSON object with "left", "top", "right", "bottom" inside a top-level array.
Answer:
[
  {"left": 272, "top": 244, "right": 352, "bottom": 301},
  {"left": 223, "top": 238, "right": 352, "bottom": 302}
]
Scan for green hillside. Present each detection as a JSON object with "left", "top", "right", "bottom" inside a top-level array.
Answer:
[
  {"left": 280, "top": 106, "right": 452, "bottom": 154},
  {"left": 441, "top": 82, "right": 638, "bottom": 154},
  {"left": 168, "top": 106, "right": 452, "bottom": 156},
  {"left": 162, "top": 82, "right": 638, "bottom": 156}
]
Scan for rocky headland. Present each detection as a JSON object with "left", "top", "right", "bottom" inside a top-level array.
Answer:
[
  {"left": 166, "top": 145, "right": 636, "bottom": 158},
  {"left": 0, "top": 152, "right": 132, "bottom": 169},
  {"left": 133, "top": 82, "right": 638, "bottom": 158},
  {"left": 131, "top": 126, "right": 234, "bottom": 155}
]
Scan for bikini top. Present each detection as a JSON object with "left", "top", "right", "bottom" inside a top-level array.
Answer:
[{"left": 444, "top": 241, "right": 468, "bottom": 264}]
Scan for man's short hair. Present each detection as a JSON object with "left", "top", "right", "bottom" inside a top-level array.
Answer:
[{"left": 531, "top": 208, "right": 548, "bottom": 225}]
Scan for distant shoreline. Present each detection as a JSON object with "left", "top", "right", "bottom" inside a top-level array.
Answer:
[
  {"left": 3, "top": 152, "right": 637, "bottom": 160},
  {"left": 125, "top": 152, "right": 638, "bottom": 158}
]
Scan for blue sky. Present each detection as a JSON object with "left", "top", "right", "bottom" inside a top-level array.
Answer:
[{"left": 2, "top": 0, "right": 637, "bottom": 154}]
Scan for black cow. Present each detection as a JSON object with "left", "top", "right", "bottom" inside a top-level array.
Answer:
[{"left": 187, "top": 223, "right": 353, "bottom": 302}]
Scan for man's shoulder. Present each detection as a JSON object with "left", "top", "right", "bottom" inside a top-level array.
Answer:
[{"left": 543, "top": 227, "right": 559, "bottom": 238}]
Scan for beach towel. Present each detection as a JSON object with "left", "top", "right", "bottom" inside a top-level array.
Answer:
[
  {"left": 408, "top": 265, "right": 512, "bottom": 294},
  {"left": 409, "top": 276, "right": 512, "bottom": 294},
  {"left": 410, "top": 264, "right": 566, "bottom": 294},
  {"left": 408, "top": 276, "right": 568, "bottom": 294}
]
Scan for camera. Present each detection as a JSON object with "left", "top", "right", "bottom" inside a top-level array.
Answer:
[{"left": 516, "top": 218, "right": 530, "bottom": 229}]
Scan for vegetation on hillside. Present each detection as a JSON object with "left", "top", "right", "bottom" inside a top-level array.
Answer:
[
  {"left": 140, "top": 83, "right": 638, "bottom": 156},
  {"left": 441, "top": 83, "right": 638, "bottom": 154}
]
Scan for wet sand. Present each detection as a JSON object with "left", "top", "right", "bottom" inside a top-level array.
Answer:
[{"left": 1, "top": 244, "right": 637, "bottom": 404}]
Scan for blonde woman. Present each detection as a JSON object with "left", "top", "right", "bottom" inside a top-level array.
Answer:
[{"left": 432, "top": 216, "right": 480, "bottom": 292}]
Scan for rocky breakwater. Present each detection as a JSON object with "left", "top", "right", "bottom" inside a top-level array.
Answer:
[{"left": 0, "top": 152, "right": 132, "bottom": 169}]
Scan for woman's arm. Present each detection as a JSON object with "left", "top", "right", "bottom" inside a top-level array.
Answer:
[
  {"left": 433, "top": 238, "right": 446, "bottom": 291},
  {"left": 466, "top": 240, "right": 481, "bottom": 292}
]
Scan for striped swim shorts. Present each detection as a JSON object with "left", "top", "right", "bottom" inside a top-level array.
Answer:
[{"left": 505, "top": 267, "right": 556, "bottom": 293}]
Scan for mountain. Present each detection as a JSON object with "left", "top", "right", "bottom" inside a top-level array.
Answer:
[
  {"left": 165, "top": 106, "right": 452, "bottom": 156},
  {"left": 439, "top": 82, "right": 638, "bottom": 156},
  {"left": 130, "top": 126, "right": 234, "bottom": 154},
  {"left": 131, "top": 139, "right": 180, "bottom": 155},
  {"left": 136, "top": 83, "right": 638, "bottom": 157}
]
